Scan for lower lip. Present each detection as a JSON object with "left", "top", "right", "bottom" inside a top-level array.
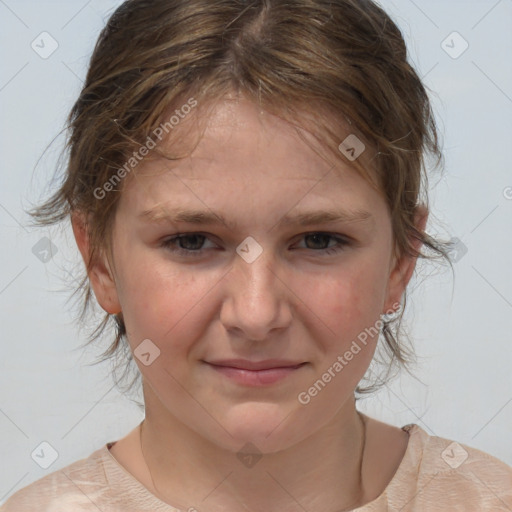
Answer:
[{"left": 206, "top": 363, "right": 306, "bottom": 386}]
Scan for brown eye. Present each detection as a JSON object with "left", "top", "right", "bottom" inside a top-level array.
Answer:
[
  {"left": 304, "top": 233, "right": 332, "bottom": 249},
  {"left": 161, "top": 233, "right": 215, "bottom": 257},
  {"left": 299, "top": 233, "right": 350, "bottom": 255},
  {"left": 175, "top": 234, "right": 206, "bottom": 251}
]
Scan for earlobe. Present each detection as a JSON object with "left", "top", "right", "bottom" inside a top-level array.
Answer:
[
  {"left": 382, "top": 206, "right": 428, "bottom": 314},
  {"left": 71, "top": 212, "right": 122, "bottom": 315}
]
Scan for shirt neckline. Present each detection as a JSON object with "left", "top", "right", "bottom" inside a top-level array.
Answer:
[{"left": 99, "top": 422, "right": 422, "bottom": 511}]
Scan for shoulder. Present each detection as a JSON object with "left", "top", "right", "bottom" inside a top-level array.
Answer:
[
  {"left": 392, "top": 424, "right": 512, "bottom": 510},
  {"left": 0, "top": 445, "right": 110, "bottom": 512}
]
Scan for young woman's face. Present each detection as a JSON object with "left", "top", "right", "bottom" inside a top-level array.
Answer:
[{"left": 91, "top": 97, "right": 415, "bottom": 452}]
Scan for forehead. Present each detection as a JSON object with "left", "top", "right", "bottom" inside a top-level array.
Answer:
[{"left": 118, "top": 97, "right": 384, "bottom": 219}]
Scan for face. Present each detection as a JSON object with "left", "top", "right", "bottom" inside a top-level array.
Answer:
[{"left": 76, "top": 96, "right": 421, "bottom": 453}]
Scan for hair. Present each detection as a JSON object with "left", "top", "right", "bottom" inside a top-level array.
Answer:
[{"left": 28, "top": 0, "right": 452, "bottom": 401}]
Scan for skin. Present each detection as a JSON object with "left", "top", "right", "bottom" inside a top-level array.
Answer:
[{"left": 73, "top": 95, "right": 426, "bottom": 511}]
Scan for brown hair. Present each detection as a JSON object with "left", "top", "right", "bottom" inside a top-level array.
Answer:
[{"left": 29, "top": 0, "right": 452, "bottom": 400}]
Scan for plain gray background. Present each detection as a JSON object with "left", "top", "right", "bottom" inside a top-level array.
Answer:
[{"left": 1, "top": 0, "right": 511, "bottom": 504}]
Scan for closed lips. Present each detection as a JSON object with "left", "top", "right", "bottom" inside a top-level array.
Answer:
[{"left": 205, "top": 360, "right": 307, "bottom": 371}]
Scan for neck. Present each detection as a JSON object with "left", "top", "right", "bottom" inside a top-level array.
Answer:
[{"left": 139, "top": 389, "right": 368, "bottom": 512}]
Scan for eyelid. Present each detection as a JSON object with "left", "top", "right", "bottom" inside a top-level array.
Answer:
[{"left": 160, "top": 232, "right": 217, "bottom": 249}]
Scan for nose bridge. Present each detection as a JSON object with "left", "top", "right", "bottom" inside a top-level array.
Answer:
[
  {"left": 221, "top": 242, "right": 291, "bottom": 339},
  {"left": 234, "top": 244, "right": 280, "bottom": 309}
]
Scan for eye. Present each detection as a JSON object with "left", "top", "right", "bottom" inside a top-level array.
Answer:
[
  {"left": 297, "top": 233, "right": 350, "bottom": 255},
  {"left": 160, "top": 232, "right": 350, "bottom": 258},
  {"left": 160, "top": 233, "right": 216, "bottom": 257}
]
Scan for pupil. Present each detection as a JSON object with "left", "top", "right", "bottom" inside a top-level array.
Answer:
[
  {"left": 308, "top": 234, "right": 328, "bottom": 249},
  {"left": 182, "top": 235, "right": 203, "bottom": 250}
]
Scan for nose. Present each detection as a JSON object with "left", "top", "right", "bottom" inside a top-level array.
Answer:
[{"left": 219, "top": 247, "right": 293, "bottom": 341}]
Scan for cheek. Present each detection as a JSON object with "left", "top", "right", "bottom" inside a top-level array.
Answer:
[
  {"left": 296, "top": 264, "right": 387, "bottom": 398},
  {"left": 304, "top": 259, "right": 388, "bottom": 343},
  {"left": 115, "top": 253, "right": 220, "bottom": 352}
]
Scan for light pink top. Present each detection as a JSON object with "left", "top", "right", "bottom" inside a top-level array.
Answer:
[{"left": 1, "top": 424, "right": 511, "bottom": 511}]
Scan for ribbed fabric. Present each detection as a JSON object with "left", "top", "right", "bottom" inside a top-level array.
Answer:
[{"left": 2, "top": 423, "right": 511, "bottom": 511}]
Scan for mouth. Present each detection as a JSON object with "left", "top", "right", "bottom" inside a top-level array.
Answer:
[{"left": 203, "top": 359, "right": 308, "bottom": 386}]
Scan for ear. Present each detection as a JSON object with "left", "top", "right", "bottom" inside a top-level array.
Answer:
[
  {"left": 382, "top": 205, "right": 428, "bottom": 314},
  {"left": 71, "top": 212, "right": 122, "bottom": 314}
]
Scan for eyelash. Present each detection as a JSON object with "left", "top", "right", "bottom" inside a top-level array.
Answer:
[{"left": 160, "top": 232, "right": 350, "bottom": 258}]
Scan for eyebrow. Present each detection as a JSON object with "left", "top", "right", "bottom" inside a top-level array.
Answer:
[{"left": 138, "top": 206, "right": 373, "bottom": 229}]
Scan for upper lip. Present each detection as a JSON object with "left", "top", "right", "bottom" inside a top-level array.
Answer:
[{"left": 206, "top": 359, "right": 306, "bottom": 371}]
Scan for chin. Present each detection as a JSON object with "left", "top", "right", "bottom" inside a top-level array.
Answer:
[{"left": 209, "top": 401, "right": 306, "bottom": 453}]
